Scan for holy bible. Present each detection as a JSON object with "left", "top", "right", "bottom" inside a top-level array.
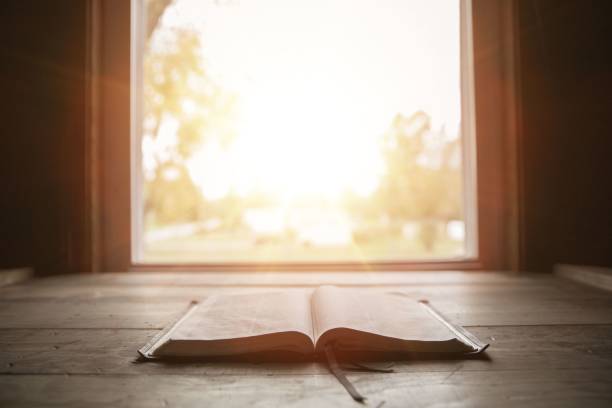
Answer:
[{"left": 139, "top": 286, "right": 488, "bottom": 359}]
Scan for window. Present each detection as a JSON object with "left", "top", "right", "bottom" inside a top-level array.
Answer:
[
  {"left": 131, "top": 0, "right": 478, "bottom": 265},
  {"left": 95, "top": 0, "right": 517, "bottom": 271}
]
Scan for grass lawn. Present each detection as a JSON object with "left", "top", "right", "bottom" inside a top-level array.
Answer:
[{"left": 142, "top": 231, "right": 464, "bottom": 263}]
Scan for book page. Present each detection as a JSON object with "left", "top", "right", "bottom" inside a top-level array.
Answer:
[
  {"left": 312, "top": 286, "right": 458, "bottom": 346},
  {"left": 171, "top": 290, "right": 315, "bottom": 341},
  {"left": 146, "top": 289, "right": 317, "bottom": 357}
]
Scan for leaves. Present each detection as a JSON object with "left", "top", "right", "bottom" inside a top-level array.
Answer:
[{"left": 143, "top": 4, "right": 238, "bottom": 225}]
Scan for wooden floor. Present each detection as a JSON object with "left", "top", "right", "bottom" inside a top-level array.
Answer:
[{"left": 1, "top": 271, "right": 611, "bottom": 407}]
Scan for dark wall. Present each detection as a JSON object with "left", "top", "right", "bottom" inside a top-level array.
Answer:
[
  {"left": 0, "top": 1, "right": 89, "bottom": 275},
  {"left": 517, "top": 0, "right": 612, "bottom": 271}
]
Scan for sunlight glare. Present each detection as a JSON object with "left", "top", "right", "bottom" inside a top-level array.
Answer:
[{"left": 164, "top": 0, "right": 461, "bottom": 202}]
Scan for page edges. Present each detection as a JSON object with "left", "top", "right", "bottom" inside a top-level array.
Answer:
[
  {"left": 418, "top": 299, "right": 489, "bottom": 354},
  {"left": 137, "top": 300, "right": 200, "bottom": 360}
]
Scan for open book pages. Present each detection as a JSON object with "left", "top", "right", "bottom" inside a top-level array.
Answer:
[{"left": 139, "top": 286, "right": 488, "bottom": 359}]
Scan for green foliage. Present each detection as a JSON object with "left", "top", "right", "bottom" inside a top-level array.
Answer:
[
  {"left": 144, "top": 30, "right": 237, "bottom": 159},
  {"left": 377, "top": 111, "right": 462, "bottom": 222},
  {"left": 143, "top": 5, "right": 238, "bottom": 226},
  {"left": 142, "top": 1, "right": 464, "bottom": 255},
  {"left": 144, "top": 161, "right": 202, "bottom": 226},
  {"left": 346, "top": 111, "right": 464, "bottom": 251}
]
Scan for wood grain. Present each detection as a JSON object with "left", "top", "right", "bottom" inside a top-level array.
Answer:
[
  {"left": 0, "top": 268, "right": 33, "bottom": 287},
  {"left": 0, "top": 279, "right": 600, "bottom": 301},
  {"left": 1, "top": 325, "right": 612, "bottom": 375},
  {"left": 1, "top": 271, "right": 611, "bottom": 406},
  {"left": 1, "top": 289, "right": 611, "bottom": 328},
  {"left": 13, "top": 271, "right": 551, "bottom": 288},
  {"left": 1, "top": 369, "right": 611, "bottom": 408},
  {"left": 555, "top": 264, "right": 612, "bottom": 293}
]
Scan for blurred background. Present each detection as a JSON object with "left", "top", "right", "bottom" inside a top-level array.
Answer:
[{"left": 139, "top": 0, "right": 468, "bottom": 263}]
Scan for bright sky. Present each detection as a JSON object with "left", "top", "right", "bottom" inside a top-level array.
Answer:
[{"left": 153, "top": 0, "right": 461, "bottom": 201}]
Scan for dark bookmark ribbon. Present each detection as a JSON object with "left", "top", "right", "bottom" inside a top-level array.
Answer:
[
  {"left": 324, "top": 344, "right": 366, "bottom": 402},
  {"left": 341, "top": 361, "right": 394, "bottom": 373},
  {"left": 324, "top": 344, "right": 396, "bottom": 402},
  {"left": 325, "top": 344, "right": 395, "bottom": 403}
]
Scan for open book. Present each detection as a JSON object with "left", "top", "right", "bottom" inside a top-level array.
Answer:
[{"left": 139, "top": 286, "right": 488, "bottom": 359}]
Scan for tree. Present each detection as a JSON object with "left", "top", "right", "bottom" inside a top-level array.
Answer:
[
  {"left": 145, "top": 0, "right": 174, "bottom": 40},
  {"left": 142, "top": 1, "right": 238, "bottom": 227},
  {"left": 375, "top": 111, "right": 462, "bottom": 251}
]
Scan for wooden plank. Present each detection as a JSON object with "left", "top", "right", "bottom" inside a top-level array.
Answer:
[
  {"left": 0, "top": 300, "right": 184, "bottom": 329},
  {"left": 424, "top": 295, "right": 612, "bottom": 326},
  {"left": 0, "top": 274, "right": 610, "bottom": 407},
  {"left": 21, "top": 271, "right": 554, "bottom": 288},
  {"left": 1, "top": 326, "right": 612, "bottom": 375},
  {"left": 555, "top": 264, "right": 612, "bottom": 293},
  {"left": 1, "top": 287, "right": 611, "bottom": 328},
  {"left": 0, "top": 268, "right": 33, "bottom": 287},
  {"left": 0, "top": 280, "right": 604, "bottom": 302},
  {"left": 1, "top": 369, "right": 611, "bottom": 407}
]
